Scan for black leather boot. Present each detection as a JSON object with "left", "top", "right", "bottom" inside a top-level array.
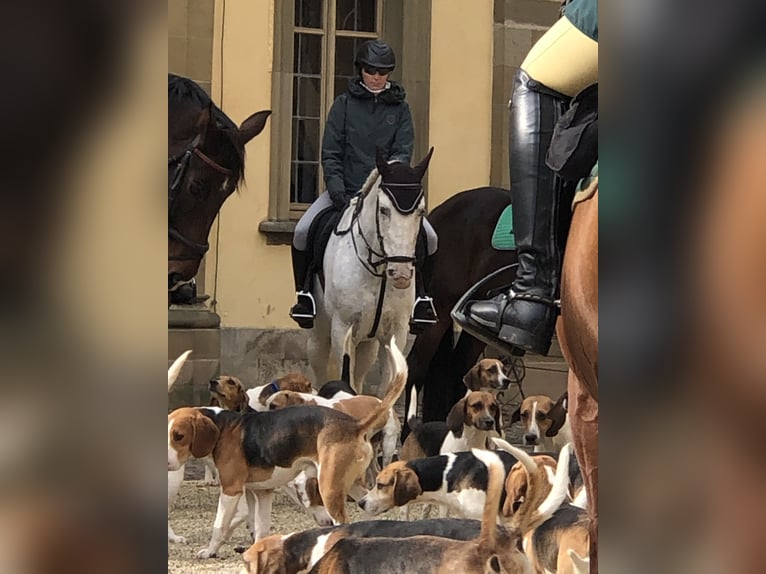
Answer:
[
  {"left": 410, "top": 246, "right": 438, "bottom": 335},
  {"left": 288, "top": 246, "right": 316, "bottom": 329},
  {"left": 462, "top": 70, "right": 570, "bottom": 355}
]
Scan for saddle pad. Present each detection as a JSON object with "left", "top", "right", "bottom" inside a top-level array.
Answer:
[
  {"left": 491, "top": 204, "right": 516, "bottom": 251},
  {"left": 572, "top": 161, "right": 599, "bottom": 208}
]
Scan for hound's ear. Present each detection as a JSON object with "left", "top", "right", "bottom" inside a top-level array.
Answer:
[
  {"left": 393, "top": 470, "right": 422, "bottom": 506},
  {"left": 412, "top": 147, "right": 434, "bottom": 181},
  {"left": 462, "top": 364, "right": 480, "bottom": 391},
  {"left": 238, "top": 109, "right": 271, "bottom": 145},
  {"left": 445, "top": 399, "right": 467, "bottom": 437},
  {"left": 511, "top": 406, "right": 522, "bottom": 425},
  {"left": 236, "top": 386, "right": 249, "bottom": 413},
  {"left": 545, "top": 393, "right": 568, "bottom": 437},
  {"left": 190, "top": 413, "right": 219, "bottom": 458}
]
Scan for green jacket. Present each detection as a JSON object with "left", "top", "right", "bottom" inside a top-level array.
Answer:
[{"left": 321, "top": 78, "right": 414, "bottom": 205}]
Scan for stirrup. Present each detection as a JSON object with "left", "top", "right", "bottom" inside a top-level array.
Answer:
[
  {"left": 290, "top": 291, "right": 316, "bottom": 318},
  {"left": 411, "top": 296, "right": 438, "bottom": 324}
]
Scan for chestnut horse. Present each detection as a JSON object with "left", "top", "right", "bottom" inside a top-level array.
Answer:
[
  {"left": 168, "top": 74, "right": 271, "bottom": 297},
  {"left": 557, "top": 182, "right": 598, "bottom": 572}
]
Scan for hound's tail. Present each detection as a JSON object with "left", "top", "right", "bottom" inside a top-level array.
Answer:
[
  {"left": 168, "top": 350, "right": 192, "bottom": 391},
  {"left": 357, "top": 337, "right": 408, "bottom": 436},
  {"left": 471, "top": 449, "right": 505, "bottom": 554},
  {"left": 492, "top": 438, "right": 572, "bottom": 534}
]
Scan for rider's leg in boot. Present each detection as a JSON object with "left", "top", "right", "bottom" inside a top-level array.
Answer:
[
  {"left": 463, "top": 70, "right": 570, "bottom": 355},
  {"left": 289, "top": 245, "right": 316, "bottom": 329},
  {"left": 410, "top": 249, "right": 438, "bottom": 335}
]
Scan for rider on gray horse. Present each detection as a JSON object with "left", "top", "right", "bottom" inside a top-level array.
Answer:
[{"left": 289, "top": 39, "right": 439, "bottom": 334}]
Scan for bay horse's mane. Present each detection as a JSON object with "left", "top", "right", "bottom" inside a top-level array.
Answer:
[{"left": 168, "top": 73, "right": 246, "bottom": 188}]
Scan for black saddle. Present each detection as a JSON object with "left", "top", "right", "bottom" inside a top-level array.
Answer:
[{"left": 306, "top": 206, "right": 342, "bottom": 283}]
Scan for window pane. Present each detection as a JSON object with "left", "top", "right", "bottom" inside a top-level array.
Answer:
[
  {"left": 292, "top": 118, "right": 320, "bottom": 162},
  {"left": 336, "top": 0, "right": 376, "bottom": 32},
  {"left": 292, "top": 76, "right": 321, "bottom": 118},
  {"left": 295, "top": 0, "right": 322, "bottom": 29},
  {"left": 293, "top": 33, "right": 322, "bottom": 75},
  {"left": 334, "top": 36, "right": 365, "bottom": 97},
  {"left": 291, "top": 162, "right": 319, "bottom": 203}
]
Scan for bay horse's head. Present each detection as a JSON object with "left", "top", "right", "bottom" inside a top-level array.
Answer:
[
  {"left": 366, "top": 147, "right": 434, "bottom": 289},
  {"left": 168, "top": 75, "right": 271, "bottom": 294}
]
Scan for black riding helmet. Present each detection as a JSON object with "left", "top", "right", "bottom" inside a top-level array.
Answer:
[{"left": 355, "top": 39, "right": 396, "bottom": 72}]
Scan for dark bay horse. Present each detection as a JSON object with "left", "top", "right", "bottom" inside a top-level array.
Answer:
[
  {"left": 403, "top": 187, "right": 519, "bottom": 431},
  {"left": 168, "top": 74, "right": 271, "bottom": 297},
  {"left": 557, "top": 183, "right": 598, "bottom": 571}
]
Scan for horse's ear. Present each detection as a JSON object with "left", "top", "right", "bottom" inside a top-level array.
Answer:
[
  {"left": 412, "top": 147, "right": 434, "bottom": 181},
  {"left": 375, "top": 147, "right": 390, "bottom": 178},
  {"left": 238, "top": 110, "right": 272, "bottom": 145}
]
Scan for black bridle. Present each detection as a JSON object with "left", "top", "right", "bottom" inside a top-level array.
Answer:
[
  {"left": 336, "top": 181, "right": 424, "bottom": 337},
  {"left": 339, "top": 183, "right": 423, "bottom": 278},
  {"left": 167, "top": 136, "right": 233, "bottom": 263}
]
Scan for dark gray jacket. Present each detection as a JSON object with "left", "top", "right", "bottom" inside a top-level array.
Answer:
[{"left": 321, "top": 78, "right": 414, "bottom": 206}]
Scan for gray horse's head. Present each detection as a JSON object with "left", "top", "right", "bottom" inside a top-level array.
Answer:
[{"left": 372, "top": 147, "right": 434, "bottom": 289}]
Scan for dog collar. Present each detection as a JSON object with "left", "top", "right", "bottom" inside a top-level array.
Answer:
[{"left": 269, "top": 380, "right": 280, "bottom": 393}]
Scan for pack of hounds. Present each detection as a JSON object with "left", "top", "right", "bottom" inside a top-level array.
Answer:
[{"left": 168, "top": 332, "right": 590, "bottom": 573}]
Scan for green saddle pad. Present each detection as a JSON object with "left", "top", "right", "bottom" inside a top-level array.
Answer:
[{"left": 491, "top": 204, "right": 516, "bottom": 250}]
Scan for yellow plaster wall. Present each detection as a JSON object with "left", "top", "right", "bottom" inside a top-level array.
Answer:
[
  {"left": 427, "top": 0, "right": 494, "bottom": 210},
  {"left": 207, "top": 0, "right": 294, "bottom": 329}
]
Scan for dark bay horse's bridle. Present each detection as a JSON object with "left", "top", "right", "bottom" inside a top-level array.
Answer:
[
  {"left": 167, "top": 135, "right": 233, "bottom": 263},
  {"left": 168, "top": 136, "right": 235, "bottom": 294}
]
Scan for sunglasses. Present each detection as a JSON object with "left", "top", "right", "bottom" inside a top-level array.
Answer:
[{"left": 363, "top": 66, "right": 394, "bottom": 76}]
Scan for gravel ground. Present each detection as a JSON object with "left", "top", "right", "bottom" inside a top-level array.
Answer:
[{"left": 168, "top": 465, "right": 403, "bottom": 573}]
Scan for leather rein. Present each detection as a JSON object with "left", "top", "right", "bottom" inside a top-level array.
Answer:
[{"left": 167, "top": 137, "right": 232, "bottom": 263}]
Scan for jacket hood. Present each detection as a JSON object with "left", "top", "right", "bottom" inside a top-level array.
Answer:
[{"left": 347, "top": 78, "right": 406, "bottom": 105}]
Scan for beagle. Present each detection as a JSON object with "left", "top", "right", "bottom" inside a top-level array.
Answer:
[
  {"left": 494, "top": 439, "right": 584, "bottom": 574},
  {"left": 522, "top": 504, "right": 590, "bottom": 574},
  {"left": 239, "top": 518, "right": 512, "bottom": 574},
  {"left": 399, "top": 391, "right": 502, "bottom": 460},
  {"left": 308, "top": 445, "right": 571, "bottom": 574},
  {"left": 502, "top": 454, "right": 558, "bottom": 517},
  {"left": 167, "top": 336, "right": 407, "bottom": 559},
  {"left": 462, "top": 357, "right": 513, "bottom": 391},
  {"left": 246, "top": 372, "right": 315, "bottom": 412},
  {"left": 357, "top": 449, "right": 520, "bottom": 520},
  {"left": 267, "top": 389, "right": 400, "bottom": 470},
  {"left": 512, "top": 393, "right": 573, "bottom": 453}
]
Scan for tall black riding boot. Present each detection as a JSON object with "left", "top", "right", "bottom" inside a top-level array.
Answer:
[
  {"left": 288, "top": 246, "right": 316, "bottom": 329},
  {"left": 462, "top": 70, "right": 570, "bottom": 355}
]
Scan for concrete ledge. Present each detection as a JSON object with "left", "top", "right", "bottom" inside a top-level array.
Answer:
[{"left": 168, "top": 307, "right": 221, "bottom": 329}]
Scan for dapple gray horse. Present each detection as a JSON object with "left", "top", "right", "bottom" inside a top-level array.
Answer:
[{"left": 308, "top": 148, "right": 434, "bottom": 393}]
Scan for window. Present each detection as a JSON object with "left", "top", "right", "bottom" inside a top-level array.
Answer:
[
  {"left": 263, "top": 0, "right": 415, "bottom": 244},
  {"left": 290, "top": 0, "right": 383, "bottom": 209}
]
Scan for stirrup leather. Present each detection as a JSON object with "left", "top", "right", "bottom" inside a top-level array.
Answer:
[
  {"left": 411, "top": 296, "right": 438, "bottom": 323},
  {"left": 290, "top": 291, "right": 316, "bottom": 318}
]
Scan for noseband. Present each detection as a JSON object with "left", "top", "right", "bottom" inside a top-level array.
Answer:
[{"left": 167, "top": 136, "right": 233, "bottom": 263}]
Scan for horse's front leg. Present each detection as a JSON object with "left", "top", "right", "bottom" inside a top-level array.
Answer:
[
  {"left": 353, "top": 339, "right": 380, "bottom": 395},
  {"left": 331, "top": 319, "right": 355, "bottom": 389}
]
